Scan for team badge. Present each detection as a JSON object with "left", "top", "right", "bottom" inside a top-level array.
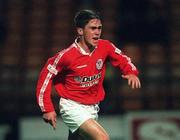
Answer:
[{"left": 96, "top": 59, "right": 103, "bottom": 70}]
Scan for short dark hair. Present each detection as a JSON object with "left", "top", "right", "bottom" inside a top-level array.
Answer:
[{"left": 74, "top": 9, "right": 101, "bottom": 28}]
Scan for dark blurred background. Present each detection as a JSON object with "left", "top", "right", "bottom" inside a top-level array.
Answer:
[{"left": 0, "top": 0, "right": 180, "bottom": 139}]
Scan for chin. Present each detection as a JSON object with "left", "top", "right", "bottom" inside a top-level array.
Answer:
[{"left": 92, "top": 42, "right": 98, "bottom": 47}]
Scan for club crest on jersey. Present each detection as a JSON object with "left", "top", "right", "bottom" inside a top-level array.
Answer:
[{"left": 96, "top": 59, "right": 103, "bottom": 70}]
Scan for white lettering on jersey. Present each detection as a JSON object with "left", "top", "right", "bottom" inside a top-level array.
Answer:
[
  {"left": 80, "top": 80, "right": 99, "bottom": 87},
  {"left": 74, "top": 72, "right": 101, "bottom": 87}
]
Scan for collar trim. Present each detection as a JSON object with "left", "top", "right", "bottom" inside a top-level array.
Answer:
[{"left": 74, "top": 38, "right": 96, "bottom": 56}]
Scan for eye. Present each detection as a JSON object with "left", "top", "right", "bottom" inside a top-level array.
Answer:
[
  {"left": 91, "top": 26, "right": 102, "bottom": 30},
  {"left": 91, "top": 27, "right": 96, "bottom": 30},
  {"left": 98, "top": 26, "right": 102, "bottom": 30}
]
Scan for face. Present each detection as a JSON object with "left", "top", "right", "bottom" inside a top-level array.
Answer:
[{"left": 78, "top": 19, "right": 102, "bottom": 47}]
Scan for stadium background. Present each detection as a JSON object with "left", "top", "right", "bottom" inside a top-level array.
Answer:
[{"left": 0, "top": 0, "right": 180, "bottom": 140}]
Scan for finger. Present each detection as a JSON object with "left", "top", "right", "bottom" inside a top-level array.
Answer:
[
  {"left": 135, "top": 81, "right": 138, "bottom": 88},
  {"left": 51, "top": 119, "right": 56, "bottom": 130},
  {"left": 136, "top": 79, "right": 141, "bottom": 88},
  {"left": 136, "top": 81, "right": 139, "bottom": 88},
  {"left": 49, "top": 117, "right": 57, "bottom": 129},
  {"left": 128, "top": 78, "right": 132, "bottom": 86},
  {"left": 131, "top": 81, "right": 135, "bottom": 89}
]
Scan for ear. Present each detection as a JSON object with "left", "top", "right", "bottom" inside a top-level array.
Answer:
[{"left": 77, "top": 28, "right": 83, "bottom": 36}]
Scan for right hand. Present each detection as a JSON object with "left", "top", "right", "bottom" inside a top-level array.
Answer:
[{"left": 43, "top": 111, "right": 57, "bottom": 130}]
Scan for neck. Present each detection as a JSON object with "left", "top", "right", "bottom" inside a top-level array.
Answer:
[{"left": 76, "top": 37, "right": 95, "bottom": 53}]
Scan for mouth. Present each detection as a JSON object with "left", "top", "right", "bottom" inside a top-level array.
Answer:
[{"left": 92, "top": 37, "right": 99, "bottom": 41}]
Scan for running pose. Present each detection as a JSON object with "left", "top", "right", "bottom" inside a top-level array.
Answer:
[{"left": 36, "top": 9, "right": 141, "bottom": 140}]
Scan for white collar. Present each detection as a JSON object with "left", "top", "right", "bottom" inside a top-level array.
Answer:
[{"left": 74, "top": 38, "right": 96, "bottom": 56}]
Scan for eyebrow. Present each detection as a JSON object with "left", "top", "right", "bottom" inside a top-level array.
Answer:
[{"left": 90, "top": 25, "right": 102, "bottom": 29}]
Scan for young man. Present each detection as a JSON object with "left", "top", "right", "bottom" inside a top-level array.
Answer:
[{"left": 36, "top": 9, "right": 141, "bottom": 140}]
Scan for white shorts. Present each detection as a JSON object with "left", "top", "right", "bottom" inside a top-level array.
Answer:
[{"left": 59, "top": 98, "right": 100, "bottom": 133}]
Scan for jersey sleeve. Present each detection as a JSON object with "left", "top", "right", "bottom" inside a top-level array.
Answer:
[
  {"left": 106, "top": 41, "right": 139, "bottom": 75},
  {"left": 36, "top": 51, "right": 66, "bottom": 112}
]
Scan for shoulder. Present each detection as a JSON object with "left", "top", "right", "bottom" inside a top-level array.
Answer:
[
  {"left": 56, "top": 44, "right": 76, "bottom": 58},
  {"left": 48, "top": 44, "right": 76, "bottom": 65},
  {"left": 98, "top": 39, "right": 122, "bottom": 54},
  {"left": 98, "top": 39, "right": 112, "bottom": 46},
  {"left": 98, "top": 39, "right": 116, "bottom": 50},
  {"left": 98, "top": 39, "right": 117, "bottom": 49}
]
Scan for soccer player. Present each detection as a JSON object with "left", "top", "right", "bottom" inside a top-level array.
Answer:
[{"left": 36, "top": 9, "right": 141, "bottom": 140}]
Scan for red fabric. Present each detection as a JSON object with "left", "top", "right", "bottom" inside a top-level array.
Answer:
[{"left": 36, "top": 39, "right": 139, "bottom": 112}]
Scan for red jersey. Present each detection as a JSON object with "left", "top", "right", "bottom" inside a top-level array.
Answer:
[{"left": 36, "top": 39, "right": 139, "bottom": 112}]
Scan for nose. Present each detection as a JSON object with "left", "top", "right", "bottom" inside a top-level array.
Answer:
[{"left": 95, "top": 29, "right": 101, "bottom": 35}]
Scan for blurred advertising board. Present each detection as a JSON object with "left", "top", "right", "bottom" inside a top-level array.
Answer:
[{"left": 125, "top": 111, "right": 180, "bottom": 140}]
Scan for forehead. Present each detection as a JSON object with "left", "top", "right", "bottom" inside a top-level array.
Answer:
[{"left": 86, "top": 19, "right": 102, "bottom": 26}]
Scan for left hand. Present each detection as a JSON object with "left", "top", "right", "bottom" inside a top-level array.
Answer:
[
  {"left": 43, "top": 111, "right": 57, "bottom": 130},
  {"left": 122, "top": 74, "right": 141, "bottom": 89}
]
